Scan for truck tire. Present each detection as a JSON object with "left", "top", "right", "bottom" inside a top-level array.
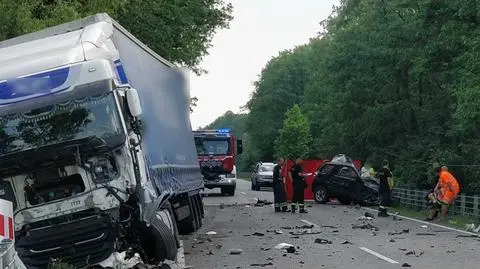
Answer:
[
  {"left": 149, "top": 213, "right": 178, "bottom": 262},
  {"left": 177, "top": 195, "right": 200, "bottom": 234},
  {"left": 192, "top": 194, "right": 202, "bottom": 228}
]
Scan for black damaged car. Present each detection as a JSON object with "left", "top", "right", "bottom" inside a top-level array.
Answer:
[{"left": 311, "top": 158, "right": 380, "bottom": 206}]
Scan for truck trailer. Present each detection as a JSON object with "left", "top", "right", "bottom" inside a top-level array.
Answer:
[{"left": 0, "top": 13, "right": 204, "bottom": 268}]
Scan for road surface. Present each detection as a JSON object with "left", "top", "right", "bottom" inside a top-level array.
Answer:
[{"left": 182, "top": 179, "right": 480, "bottom": 268}]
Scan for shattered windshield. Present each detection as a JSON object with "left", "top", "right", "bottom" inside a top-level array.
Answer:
[
  {"left": 0, "top": 92, "right": 123, "bottom": 155},
  {"left": 195, "top": 137, "right": 230, "bottom": 156}
]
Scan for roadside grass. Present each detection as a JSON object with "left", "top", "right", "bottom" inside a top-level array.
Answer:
[{"left": 390, "top": 205, "right": 478, "bottom": 230}]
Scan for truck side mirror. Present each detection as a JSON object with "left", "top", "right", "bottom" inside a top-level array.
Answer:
[
  {"left": 236, "top": 139, "right": 243, "bottom": 155},
  {"left": 126, "top": 88, "right": 142, "bottom": 117}
]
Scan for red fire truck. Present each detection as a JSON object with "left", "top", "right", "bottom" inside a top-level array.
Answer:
[{"left": 193, "top": 128, "right": 243, "bottom": 196}]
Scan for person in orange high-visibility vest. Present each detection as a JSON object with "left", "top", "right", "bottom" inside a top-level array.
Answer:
[{"left": 427, "top": 163, "right": 460, "bottom": 221}]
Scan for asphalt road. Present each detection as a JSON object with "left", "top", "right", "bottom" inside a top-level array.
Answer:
[{"left": 183, "top": 179, "right": 480, "bottom": 269}]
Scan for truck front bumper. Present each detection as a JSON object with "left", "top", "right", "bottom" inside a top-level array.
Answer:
[{"left": 204, "top": 178, "right": 236, "bottom": 189}]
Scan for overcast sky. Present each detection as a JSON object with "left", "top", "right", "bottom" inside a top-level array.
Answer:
[{"left": 189, "top": 0, "right": 340, "bottom": 129}]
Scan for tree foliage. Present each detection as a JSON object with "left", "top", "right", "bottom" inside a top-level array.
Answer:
[
  {"left": 242, "top": 0, "right": 480, "bottom": 194},
  {"left": 274, "top": 104, "right": 312, "bottom": 160},
  {"left": 0, "top": 0, "right": 233, "bottom": 73}
]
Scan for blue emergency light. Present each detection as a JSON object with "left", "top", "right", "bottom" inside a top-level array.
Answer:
[{"left": 216, "top": 128, "right": 231, "bottom": 133}]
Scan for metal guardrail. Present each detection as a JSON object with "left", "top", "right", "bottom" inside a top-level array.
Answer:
[
  {"left": 0, "top": 241, "right": 26, "bottom": 269},
  {"left": 393, "top": 188, "right": 480, "bottom": 218}
]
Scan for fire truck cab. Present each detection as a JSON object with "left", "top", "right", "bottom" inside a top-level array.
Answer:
[{"left": 193, "top": 129, "right": 243, "bottom": 196}]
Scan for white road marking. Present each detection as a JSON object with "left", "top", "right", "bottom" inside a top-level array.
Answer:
[
  {"left": 363, "top": 207, "right": 478, "bottom": 236},
  {"left": 300, "top": 219, "right": 399, "bottom": 265},
  {"left": 359, "top": 247, "right": 399, "bottom": 264},
  {"left": 241, "top": 192, "right": 247, "bottom": 195},
  {"left": 300, "top": 219, "right": 319, "bottom": 227}
]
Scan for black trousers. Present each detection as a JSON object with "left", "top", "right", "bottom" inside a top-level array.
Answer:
[
  {"left": 273, "top": 180, "right": 287, "bottom": 208},
  {"left": 292, "top": 183, "right": 305, "bottom": 205},
  {"left": 379, "top": 188, "right": 393, "bottom": 208}
]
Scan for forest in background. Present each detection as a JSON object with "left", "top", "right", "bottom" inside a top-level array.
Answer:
[{"left": 203, "top": 0, "right": 480, "bottom": 194}]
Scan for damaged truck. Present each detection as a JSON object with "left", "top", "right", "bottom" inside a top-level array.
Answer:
[{"left": 0, "top": 13, "right": 204, "bottom": 268}]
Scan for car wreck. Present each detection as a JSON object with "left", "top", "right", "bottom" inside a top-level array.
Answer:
[{"left": 311, "top": 155, "right": 380, "bottom": 206}]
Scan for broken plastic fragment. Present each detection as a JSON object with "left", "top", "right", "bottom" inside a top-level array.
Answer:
[
  {"left": 274, "top": 243, "right": 296, "bottom": 253},
  {"left": 206, "top": 231, "right": 217, "bottom": 235},
  {"left": 314, "top": 238, "right": 332, "bottom": 244},
  {"left": 229, "top": 249, "right": 243, "bottom": 255}
]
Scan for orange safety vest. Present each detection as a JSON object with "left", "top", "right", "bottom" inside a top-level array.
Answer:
[{"left": 437, "top": 170, "right": 460, "bottom": 205}]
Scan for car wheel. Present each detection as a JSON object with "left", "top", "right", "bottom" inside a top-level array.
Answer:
[
  {"left": 338, "top": 197, "right": 352, "bottom": 205},
  {"left": 314, "top": 186, "right": 328, "bottom": 204}
]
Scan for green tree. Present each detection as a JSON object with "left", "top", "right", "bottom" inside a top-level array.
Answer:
[
  {"left": 0, "top": 0, "right": 233, "bottom": 73},
  {"left": 274, "top": 104, "right": 312, "bottom": 160},
  {"left": 245, "top": 46, "right": 313, "bottom": 162}
]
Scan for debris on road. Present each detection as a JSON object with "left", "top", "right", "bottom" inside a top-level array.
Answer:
[
  {"left": 229, "top": 249, "right": 244, "bottom": 255},
  {"left": 421, "top": 225, "right": 428, "bottom": 229},
  {"left": 455, "top": 234, "right": 479, "bottom": 238},
  {"left": 255, "top": 199, "right": 273, "bottom": 207},
  {"left": 402, "top": 262, "right": 412, "bottom": 267},
  {"left": 260, "top": 247, "right": 271, "bottom": 251},
  {"left": 252, "top": 232, "right": 265, "bottom": 236},
  {"left": 321, "top": 225, "right": 339, "bottom": 229},
  {"left": 206, "top": 231, "right": 217, "bottom": 235},
  {"left": 357, "top": 216, "right": 374, "bottom": 221},
  {"left": 250, "top": 262, "right": 273, "bottom": 267},
  {"left": 274, "top": 243, "right": 296, "bottom": 253},
  {"left": 465, "top": 223, "right": 480, "bottom": 233},
  {"left": 289, "top": 230, "right": 322, "bottom": 236},
  {"left": 314, "top": 238, "right": 332, "bottom": 244},
  {"left": 364, "top": 212, "right": 375, "bottom": 218},
  {"left": 416, "top": 233, "right": 436, "bottom": 236},
  {"left": 405, "top": 250, "right": 424, "bottom": 257},
  {"left": 352, "top": 223, "right": 379, "bottom": 231},
  {"left": 388, "top": 229, "right": 409, "bottom": 236},
  {"left": 341, "top": 240, "right": 353, "bottom": 244}
]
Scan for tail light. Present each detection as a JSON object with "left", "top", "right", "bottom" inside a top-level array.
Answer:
[{"left": 222, "top": 157, "right": 234, "bottom": 173}]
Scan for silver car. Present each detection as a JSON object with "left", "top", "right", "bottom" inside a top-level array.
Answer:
[{"left": 251, "top": 162, "right": 275, "bottom": 191}]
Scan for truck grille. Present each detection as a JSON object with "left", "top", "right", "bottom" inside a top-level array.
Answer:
[{"left": 15, "top": 212, "right": 115, "bottom": 268}]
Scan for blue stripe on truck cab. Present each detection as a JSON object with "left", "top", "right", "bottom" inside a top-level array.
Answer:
[{"left": 0, "top": 67, "right": 70, "bottom": 105}]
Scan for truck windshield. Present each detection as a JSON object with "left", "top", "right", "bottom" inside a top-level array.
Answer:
[
  {"left": 195, "top": 137, "right": 230, "bottom": 156},
  {"left": 0, "top": 92, "right": 123, "bottom": 155}
]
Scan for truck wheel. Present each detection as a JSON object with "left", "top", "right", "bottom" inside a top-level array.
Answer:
[
  {"left": 193, "top": 194, "right": 202, "bottom": 228},
  {"left": 314, "top": 186, "right": 328, "bottom": 204},
  {"left": 178, "top": 196, "right": 199, "bottom": 234},
  {"left": 227, "top": 187, "right": 235, "bottom": 196},
  {"left": 149, "top": 213, "right": 178, "bottom": 262}
]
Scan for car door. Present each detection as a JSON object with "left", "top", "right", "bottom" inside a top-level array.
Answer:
[{"left": 331, "top": 166, "right": 359, "bottom": 197}]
